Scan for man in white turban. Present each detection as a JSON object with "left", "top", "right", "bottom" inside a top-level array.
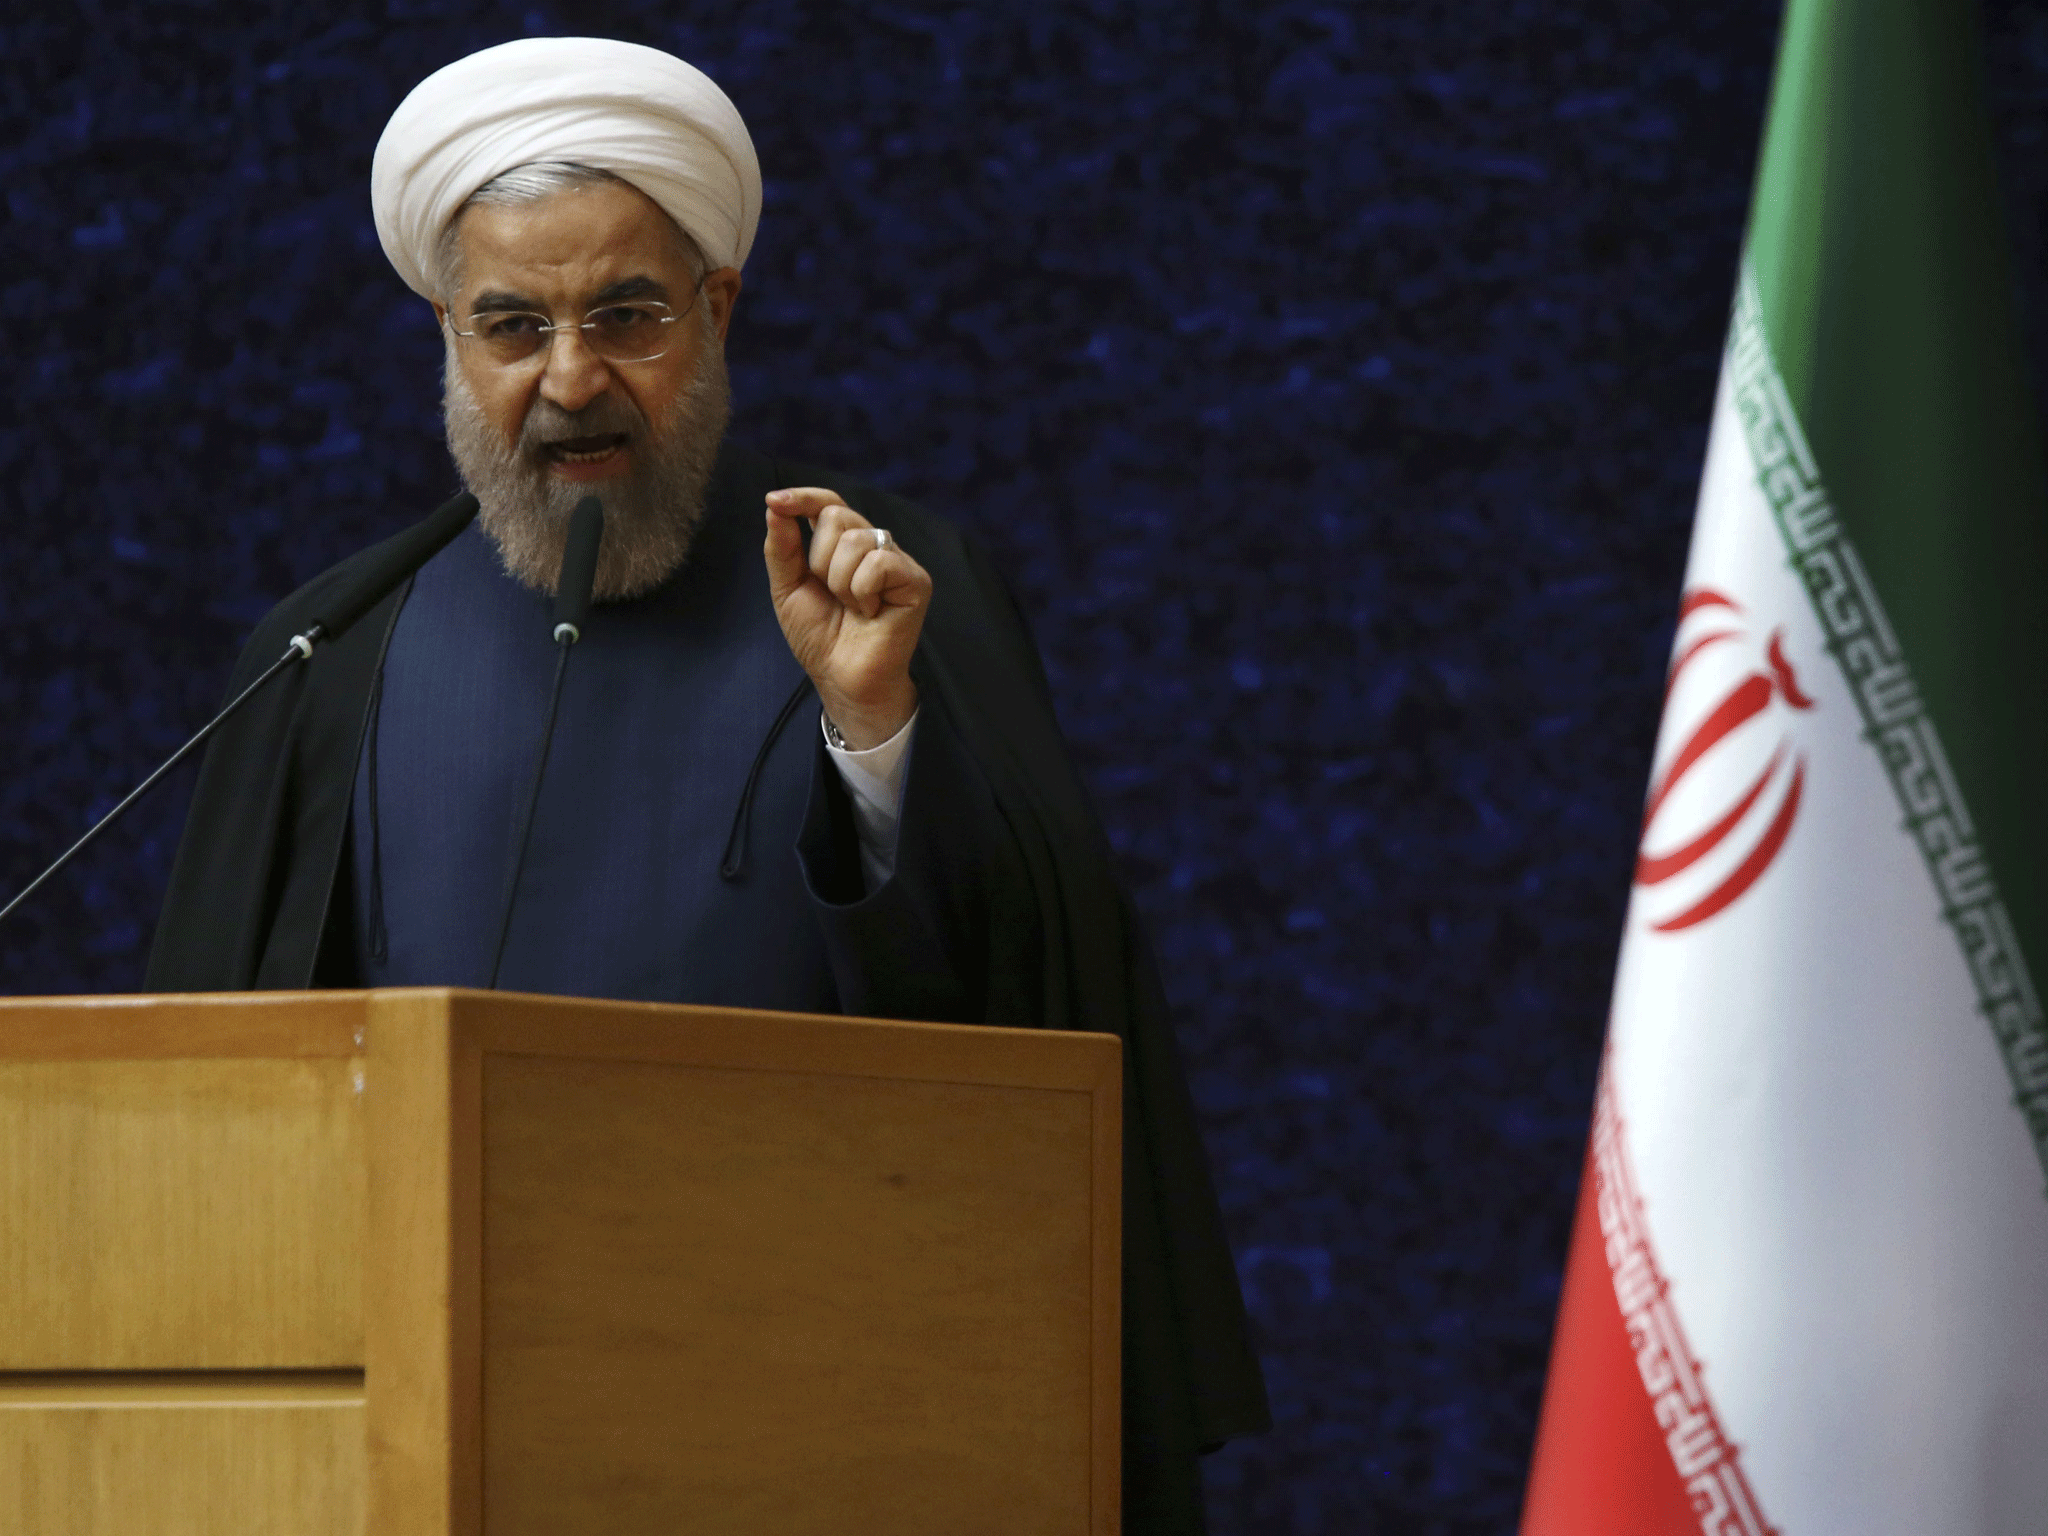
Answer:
[{"left": 149, "top": 36, "right": 1266, "bottom": 1533}]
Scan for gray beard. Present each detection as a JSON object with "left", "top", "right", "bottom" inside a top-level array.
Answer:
[{"left": 442, "top": 339, "right": 731, "bottom": 602}]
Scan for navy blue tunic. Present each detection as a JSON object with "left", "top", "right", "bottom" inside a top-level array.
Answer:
[{"left": 350, "top": 494, "right": 845, "bottom": 1009}]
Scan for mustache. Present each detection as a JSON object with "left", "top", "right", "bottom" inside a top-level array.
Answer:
[
  {"left": 516, "top": 396, "right": 647, "bottom": 456},
  {"left": 444, "top": 341, "right": 730, "bottom": 603}
]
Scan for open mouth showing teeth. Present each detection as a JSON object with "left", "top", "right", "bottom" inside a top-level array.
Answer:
[{"left": 545, "top": 434, "right": 629, "bottom": 464}]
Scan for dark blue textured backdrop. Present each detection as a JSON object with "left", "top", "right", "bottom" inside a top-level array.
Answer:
[{"left": 8, "top": 2, "right": 2048, "bottom": 1529}]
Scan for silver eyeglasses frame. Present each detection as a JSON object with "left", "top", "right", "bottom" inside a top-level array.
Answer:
[{"left": 443, "top": 281, "right": 705, "bottom": 367}]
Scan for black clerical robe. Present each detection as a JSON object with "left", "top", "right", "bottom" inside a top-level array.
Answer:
[
  {"left": 345, "top": 481, "right": 998, "bottom": 1018},
  {"left": 147, "top": 440, "right": 1270, "bottom": 1530}
]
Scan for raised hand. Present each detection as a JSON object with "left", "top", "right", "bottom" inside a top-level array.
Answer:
[{"left": 763, "top": 487, "right": 931, "bottom": 749}]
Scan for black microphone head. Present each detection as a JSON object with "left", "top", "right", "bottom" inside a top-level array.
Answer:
[
  {"left": 552, "top": 496, "right": 605, "bottom": 643},
  {"left": 310, "top": 491, "right": 478, "bottom": 641}
]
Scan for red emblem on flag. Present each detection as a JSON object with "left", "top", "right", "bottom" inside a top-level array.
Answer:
[{"left": 1636, "top": 589, "right": 1814, "bottom": 933}]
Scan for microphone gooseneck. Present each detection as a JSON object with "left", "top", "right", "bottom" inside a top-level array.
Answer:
[
  {"left": 551, "top": 496, "right": 605, "bottom": 644},
  {"left": 489, "top": 497, "right": 605, "bottom": 989},
  {"left": 0, "top": 491, "right": 479, "bottom": 935}
]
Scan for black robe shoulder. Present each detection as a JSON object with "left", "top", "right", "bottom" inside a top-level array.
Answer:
[{"left": 147, "top": 442, "right": 1270, "bottom": 1528}]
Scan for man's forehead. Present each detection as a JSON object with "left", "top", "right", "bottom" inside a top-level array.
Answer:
[
  {"left": 450, "top": 182, "right": 690, "bottom": 299},
  {"left": 466, "top": 273, "right": 673, "bottom": 314}
]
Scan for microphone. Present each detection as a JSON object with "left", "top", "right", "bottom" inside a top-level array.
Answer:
[
  {"left": 0, "top": 490, "right": 479, "bottom": 933},
  {"left": 552, "top": 495, "right": 604, "bottom": 644},
  {"left": 489, "top": 496, "right": 604, "bottom": 988},
  {"left": 309, "top": 490, "right": 480, "bottom": 641}
]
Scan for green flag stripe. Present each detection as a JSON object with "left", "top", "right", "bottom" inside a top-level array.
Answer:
[
  {"left": 1743, "top": 0, "right": 2048, "bottom": 1031},
  {"left": 1732, "top": 268, "right": 2048, "bottom": 1184}
]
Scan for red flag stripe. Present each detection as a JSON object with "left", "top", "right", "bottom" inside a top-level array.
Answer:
[{"left": 1522, "top": 1066, "right": 1779, "bottom": 1536}]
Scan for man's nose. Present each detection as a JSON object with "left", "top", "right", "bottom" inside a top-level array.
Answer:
[{"left": 537, "top": 326, "right": 612, "bottom": 413}]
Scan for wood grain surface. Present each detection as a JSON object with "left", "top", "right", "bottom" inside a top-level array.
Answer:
[
  {"left": 0, "top": 992, "right": 365, "bottom": 1061},
  {"left": 364, "top": 991, "right": 482, "bottom": 1536},
  {"left": 0, "top": 990, "right": 1119, "bottom": 1534},
  {"left": 479, "top": 1049, "right": 1102, "bottom": 1535},
  {"left": 0, "top": 1053, "right": 365, "bottom": 1369},
  {"left": 0, "top": 1371, "right": 364, "bottom": 1534}
]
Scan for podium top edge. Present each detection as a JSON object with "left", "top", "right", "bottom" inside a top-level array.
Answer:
[
  {"left": 0, "top": 990, "right": 366, "bottom": 1059},
  {"left": 0, "top": 991, "right": 1123, "bottom": 1084}
]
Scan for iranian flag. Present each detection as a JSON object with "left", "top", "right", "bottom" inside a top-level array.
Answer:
[{"left": 1520, "top": 2, "right": 2048, "bottom": 1533}]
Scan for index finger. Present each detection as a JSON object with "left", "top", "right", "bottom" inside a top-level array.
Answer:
[{"left": 766, "top": 486, "right": 864, "bottom": 523}]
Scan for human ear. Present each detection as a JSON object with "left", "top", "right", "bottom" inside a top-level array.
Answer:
[{"left": 704, "top": 268, "right": 743, "bottom": 344}]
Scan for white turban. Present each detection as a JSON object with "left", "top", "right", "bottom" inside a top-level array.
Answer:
[{"left": 370, "top": 37, "right": 762, "bottom": 298}]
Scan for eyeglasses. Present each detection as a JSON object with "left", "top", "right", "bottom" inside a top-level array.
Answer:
[{"left": 444, "top": 287, "right": 700, "bottom": 367}]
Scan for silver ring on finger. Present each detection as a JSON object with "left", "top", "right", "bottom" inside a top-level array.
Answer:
[{"left": 873, "top": 528, "right": 893, "bottom": 553}]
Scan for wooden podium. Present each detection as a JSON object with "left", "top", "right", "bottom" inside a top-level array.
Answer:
[{"left": 0, "top": 989, "right": 1121, "bottom": 1534}]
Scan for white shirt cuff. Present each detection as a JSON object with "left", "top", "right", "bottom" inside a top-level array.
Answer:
[{"left": 823, "top": 708, "right": 918, "bottom": 890}]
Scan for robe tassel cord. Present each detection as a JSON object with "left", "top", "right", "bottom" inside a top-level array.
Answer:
[{"left": 720, "top": 678, "right": 817, "bottom": 883}]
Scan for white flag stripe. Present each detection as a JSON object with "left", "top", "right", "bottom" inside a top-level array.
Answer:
[
  {"left": 1592, "top": 1071, "right": 1770, "bottom": 1536},
  {"left": 1725, "top": 274, "right": 2048, "bottom": 1159},
  {"left": 1606, "top": 285, "right": 2048, "bottom": 1535}
]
